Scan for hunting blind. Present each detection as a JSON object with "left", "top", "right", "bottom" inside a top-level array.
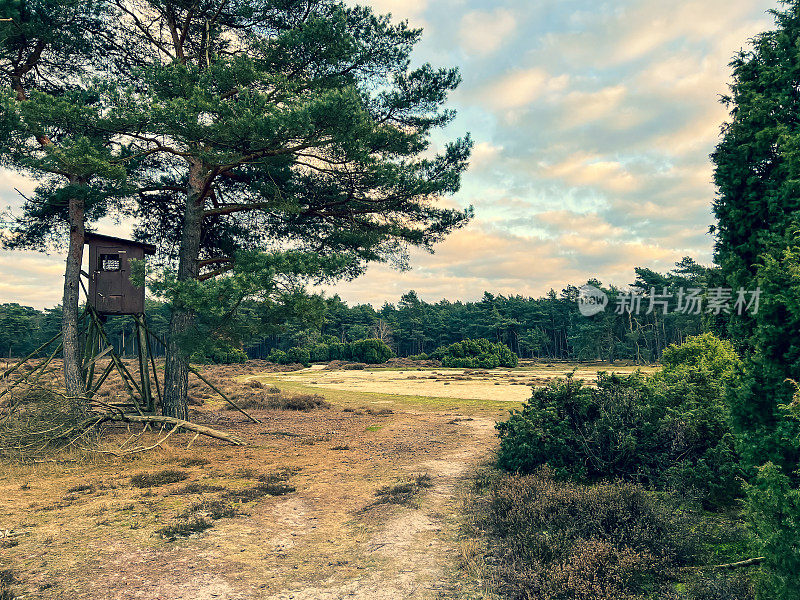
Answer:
[{"left": 86, "top": 233, "right": 155, "bottom": 315}]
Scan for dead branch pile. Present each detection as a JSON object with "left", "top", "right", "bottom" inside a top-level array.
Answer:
[
  {"left": 0, "top": 384, "right": 245, "bottom": 461},
  {"left": 0, "top": 385, "right": 89, "bottom": 460}
]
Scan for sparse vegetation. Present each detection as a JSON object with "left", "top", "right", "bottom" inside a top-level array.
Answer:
[
  {"left": 177, "top": 499, "right": 241, "bottom": 520},
  {"left": 369, "top": 474, "right": 433, "bottom": 508},
  {"left": 156, "top": 516, "right": 213, "bottom": 540},
  {"left": 176, "top": 457, "right": 211, "bottom": 468},
  {"left": 0, "top": 570, "right": 17, "bottom": 600},
  {"left": 222, "top": 483, "right": 296, "bottom": 502},
  {"left": 224, "top": 390, "right": 330, "bottom": 411},
  {"left": 173, "top": 482, "right": 226, "bottom": 495},
  {"left": 130, "top": 469, "right": 189, "bottom": 488},
  {"left": 66, "top": 483, "right": 95, "bottom": 494}
]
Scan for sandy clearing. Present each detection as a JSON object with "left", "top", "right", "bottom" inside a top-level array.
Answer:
[{"left": 264, "top": 365, "right": 651, "bottom": 402}]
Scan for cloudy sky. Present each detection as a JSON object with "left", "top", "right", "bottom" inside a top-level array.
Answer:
[{"left": 0, "top": 0, "right": 779, "bottom": 308}]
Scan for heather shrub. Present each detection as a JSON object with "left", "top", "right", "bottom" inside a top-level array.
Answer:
[
  {"left": 481, "top": 469, "right": 696, "bottom": 600},
  {"left": 496, "top": 334, "right": 743, "bottom": 507}
]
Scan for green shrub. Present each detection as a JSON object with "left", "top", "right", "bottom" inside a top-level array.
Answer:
[
  {"left": 349, "top": 338, "right": 392, "bottom": 364},
  {"left": 745, "top": 462, "right": 800, "bottom": 600},
  {"left": 408, "top": 353, "right": 429, "bottom": 361},
  {"left": 496, "top": 334, "right": 743, "bottom": 507},
  {"left": 431, "top": 338, "right": 518, "bottom": 368},
  {"left": 327, "top": 342, "right": 350, "bottom": 361},
  {"left": 190, "top": 340, "right": 247, "bottom": 364},
  {"left": 285, "top": 346, "right": 311, "bottom": 366},
  {"left": 273, "top": 339, "right": 391, "bottom": 365},
  {"left": 267, "top": 349, "right": 288, "bottom": 364},
  {"left": 309, "top": 343, "right": 330, "bottom": 362}
]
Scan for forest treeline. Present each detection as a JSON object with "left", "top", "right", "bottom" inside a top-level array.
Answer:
[{"left": 1, "top": 256, "right": 719, "bottom": 364}]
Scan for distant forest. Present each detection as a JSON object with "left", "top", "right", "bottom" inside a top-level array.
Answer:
[{"left": 0, "top": 257, "right": 723, "bottom": 364}]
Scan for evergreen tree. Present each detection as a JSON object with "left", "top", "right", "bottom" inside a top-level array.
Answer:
[
  {"left": 712, "top": 4, "right": 800, "bottom": 597},
  {"left": 105, "top": 0, "right": 472, "bottom": 418},
  {"left": 0, "top": 0, "right": 121, "bottom": 394},
  {"left": 711, "top": 1, "right": 800, "bottom": 472}
]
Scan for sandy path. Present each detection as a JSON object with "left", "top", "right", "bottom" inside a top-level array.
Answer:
[
  {"left": 1, "top": 400, "right": 499, "bottom": 599},
  {"left": 260, "top": 417, "right": 495, "bottom": 600}
]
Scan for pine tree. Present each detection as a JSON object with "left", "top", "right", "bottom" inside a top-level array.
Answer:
[
  {"left": 103, "top": 0, "right": 472, "bottom": 418},
  {"left": 711, "top": 1, "right": 800, "bottom": 472},
  {"left": 0, "top": 0, "right": 121, "bottom": 395}
]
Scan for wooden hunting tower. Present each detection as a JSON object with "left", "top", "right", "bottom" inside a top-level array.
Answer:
[{"left": 86, "top": 233, "right": 156, "bottom": 315}]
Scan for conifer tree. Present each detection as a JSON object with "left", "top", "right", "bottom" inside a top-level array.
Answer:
[
  {"left": 0, "top": 0, "right": 121, "bottom": 395},
  {"left": 106, "top": 0, "right": 472, "bottom": 418}
]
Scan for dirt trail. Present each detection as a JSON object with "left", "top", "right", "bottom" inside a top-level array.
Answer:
[
  {"left": 262, "top": 418, "right": 495, "bottom": 600},
  {"left": 1, "top": 395, "right": 500, "bottom": 600}
]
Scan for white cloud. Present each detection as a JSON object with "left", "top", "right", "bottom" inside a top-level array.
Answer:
[
  {"left": 469, "top": 141, "right": 503, "bottom": 171},
  {"left": 367, "top": 0, "right": 428, "bottom": 26},
  {"left": 539, "top": 152, "right": 638, "bottom": 193},
  {"left": 459, "top": 9, "right": 518, "bottom": 56},
  {"left": 480, "top": 67, "right": 569, "bottom": 110}
]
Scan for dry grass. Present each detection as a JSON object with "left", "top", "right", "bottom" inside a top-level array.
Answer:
[
  {"left": 156, "top": 516, "right": 213, "bottom": 540},
  {"left": 0, "top": 570, "right": 17, "bottom": 600},
  {"left": 0, "top": 360, "right": 505, "bottom": 599},
  {"left": 222, "top": 482, "right": 296, "bottom": 502},
  {"left": 172, "top": 482, "right": 226, "bottom": 495},
  {"left": 177, "top": 499, "right": 242, "bottom": 520}
]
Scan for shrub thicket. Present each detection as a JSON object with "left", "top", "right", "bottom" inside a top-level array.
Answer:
[
  {"left": 430, "top": 338, "right": 517, "bottom": 368},
  {"left": 190, "top": 340, "right": 247, "bottom": 364},
  {"left": 269, "top": 338, "right": 392, "bottom": 365},
  {"left": 496, "top": 334, "right": 742, "bottom": 507},
  {"left": 479, "top": 468, "right": 700, "bottom": 600}
]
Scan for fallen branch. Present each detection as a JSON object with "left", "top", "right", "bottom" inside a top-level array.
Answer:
[
  {"left": 96, "top": 413, "right": 246, "bottom": 445},
  {"left": 685, "top": 557, "right": 766, "bottom": 570},
  {"left": 709, "top": 557, "right": 765, "bottom": 570}
]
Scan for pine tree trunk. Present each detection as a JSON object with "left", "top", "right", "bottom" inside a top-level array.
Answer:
[
  {"left": 62, "top": 189, "right": 85, "bottom": 397},
  {"left": 162, "top": 160, "right": 205, "bottom": 420}
]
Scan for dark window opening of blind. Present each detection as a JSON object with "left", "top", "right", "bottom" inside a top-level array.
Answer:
[{"left": 100, "top": 254, "right": 121, "bottom": 272}]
